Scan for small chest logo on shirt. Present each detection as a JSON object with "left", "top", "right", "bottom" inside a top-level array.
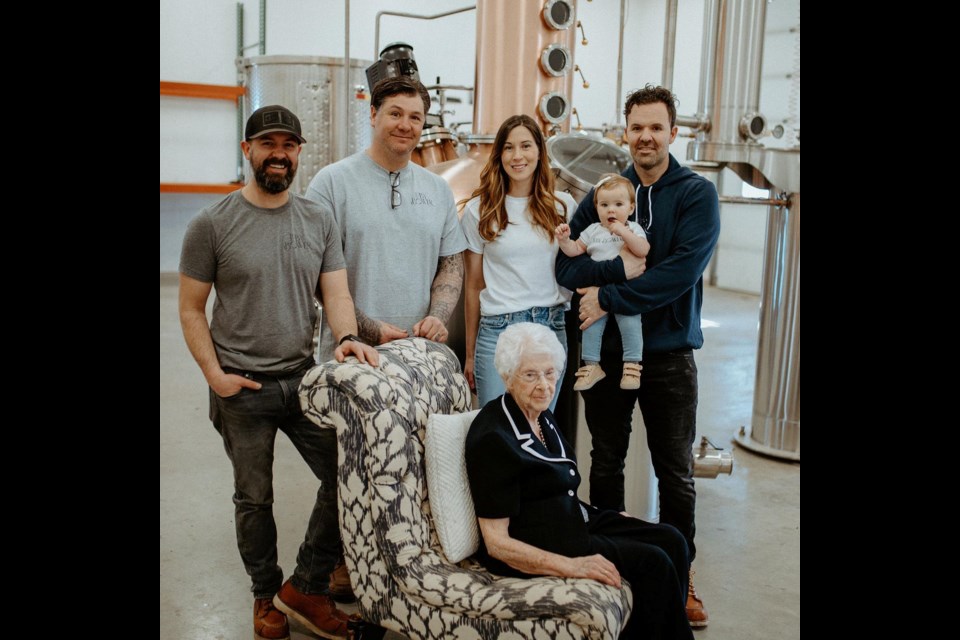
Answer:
[
  {"left": 410, "top": 193, "right": 434, "bottom": 206},
  {"left": 283, "top": 234, "right": 305, "bottom": 250}
]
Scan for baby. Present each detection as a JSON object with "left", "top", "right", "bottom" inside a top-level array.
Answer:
[{"left": 555, "top": 174, "right": 650, "bottom": 390}]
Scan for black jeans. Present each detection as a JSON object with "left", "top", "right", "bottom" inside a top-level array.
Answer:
[
  {"left": 587, "top": 510, "right": 693, "bottom": 640},
  {"left": 210, "top": 367, "right": 337, "bottom": 598},
  {"left": 582, "top": 349, "right": 699, "bottom": 560}
]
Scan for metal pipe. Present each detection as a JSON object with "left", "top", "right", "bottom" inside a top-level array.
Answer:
[
  {"left": 744, "top": 0, "right": 766, "bottom": 110},
  {"left": 676, "top": 114, "right": 708, "bottom": 131},
  {"left": 718, "top": 195, "right": 790, "bottom": 206},
  {"left": 259, "top": 0, "right": 266, "bottom": 55},
  {"left": 236, "top": 2, "right": 245, "bottom": 183},
  {"left": 344, "top": 0, "right": 350, "bottom": 162},
  {"left": 423, "top": 84, "right": 474, "bottom": 91},
  {"left": 692, "top": 437, "right": 734, "bottom": 478},
  {"left": 374, "top": 6, "right": 476, "bottom": 60},
  {"left": 615, "top": 0, "right": 626, "bottom": 123},
  {"left": 696, "top": 0, "right": 720, "bottom": 123},
  {"left": 712, "top": 0, "right": 768, "bottom": 143},
  {"left": 661, "top": 0, "right": 678, "bottom": 90},
  {"left": 236, "top": 96, "right": 245, "bottom": 182},
  {"left": 236, "top": 2, "right": 243, "bottom": 59}
]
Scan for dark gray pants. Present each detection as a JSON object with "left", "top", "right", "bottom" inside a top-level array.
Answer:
[
  {"left": 582, "top": 349, "right": 699, "bottom": 560},
  {"left": 211, "top": 367, "right": 337, "bottom": 598}
]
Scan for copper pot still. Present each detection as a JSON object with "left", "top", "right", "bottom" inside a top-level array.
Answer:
[{"left": 430, "top": 0, "right": 580, "bottom": 205}]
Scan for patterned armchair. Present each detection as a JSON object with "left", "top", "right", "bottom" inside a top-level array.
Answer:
[{"left": 299, "top": 338, "right": 632, "bottom": 639}]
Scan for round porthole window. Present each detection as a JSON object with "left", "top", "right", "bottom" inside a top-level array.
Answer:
[
  {"left": 539, "top": 91, "right": 570, "bottom": 124},
  {"left": 543, "top": 0, "right": 575, "bottom": 30},
  {"left": 540, "top": 43, "right": 571, "bottom": 77}
]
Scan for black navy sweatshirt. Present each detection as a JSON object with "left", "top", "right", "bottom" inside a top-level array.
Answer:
[{"left": 555, "top": 154, "right": 720, "bottom": 354}]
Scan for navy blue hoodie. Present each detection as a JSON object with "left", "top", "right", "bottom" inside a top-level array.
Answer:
[{"left": 555, "top": 154, "right": 720, "bottom": 354}]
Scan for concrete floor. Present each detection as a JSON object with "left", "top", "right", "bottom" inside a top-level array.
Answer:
[{"left": 160, "top": 280, "right": 800, "bottom": 640}]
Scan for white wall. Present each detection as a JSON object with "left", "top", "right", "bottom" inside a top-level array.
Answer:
[
  {"left": 160, "top": 0, "right": 478, "bottom": 185},
  {"left": 160, "top": 0, "right": 800, "bottom": 276},
  {"left": 571, "top": 0, "right": 705, "bottom": 155}
]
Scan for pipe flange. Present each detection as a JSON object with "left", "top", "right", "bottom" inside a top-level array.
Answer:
[{"left": 739, "top": 112, "right": 767, "bottom": 141}]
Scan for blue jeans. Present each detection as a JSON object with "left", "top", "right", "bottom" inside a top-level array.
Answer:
[
  {"left": 474, "top": 305, "right": 567, "bottom": 411},
  {"left": 581, "top": 348, "right": 700, "bottom": 560},
  {"left": 210, "top": 365, "right": 338, "bottom": 598},
  {"left": 581, "top": 314, "right": 644, "bottom": 363}
]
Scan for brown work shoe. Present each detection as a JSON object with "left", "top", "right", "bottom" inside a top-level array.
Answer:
[
  {"left": 273, "top": 579, "right": 350, "bottom": 639},
  {"left": 686, "top": 571, "right": 709, "bottom": 628},
  {"left": 254, "top": 597, "right": 290, "bottom": 640},
  {"left": 329, "top": 559, "right": 357, "bottom": 603}
]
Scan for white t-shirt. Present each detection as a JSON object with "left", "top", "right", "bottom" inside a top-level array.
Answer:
[
  {"left": 461, "top": 192, "right": 577, "bottom": 316},
  {"left": 579, "top": 220, "right": 647, "bottom": 262}
]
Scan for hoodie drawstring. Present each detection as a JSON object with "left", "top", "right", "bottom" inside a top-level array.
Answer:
[{"left": 634, "top": 183, "right": 654, "bottom": 231}]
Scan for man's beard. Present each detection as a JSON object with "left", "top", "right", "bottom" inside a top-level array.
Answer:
[{"left": 254, "top": 158, "right": 296, "bottom": 194}]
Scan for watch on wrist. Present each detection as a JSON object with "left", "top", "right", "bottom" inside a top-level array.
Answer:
[{"left": 338, "top": 333, "right": 364, "bottom": 346}]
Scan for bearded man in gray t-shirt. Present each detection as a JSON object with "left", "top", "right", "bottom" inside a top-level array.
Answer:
[
  {"left": 305, "top": 78, "right": 467, "bottom": 362},
  {"left": 179, "top": 105, "right": 378, "bottom": 640}
]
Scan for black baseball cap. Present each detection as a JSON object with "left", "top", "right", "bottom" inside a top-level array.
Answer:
[{"left": 244, "top": 105, "right": 307, "bottom": 144}]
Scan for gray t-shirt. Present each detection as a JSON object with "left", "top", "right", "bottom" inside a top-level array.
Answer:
[
  {"left": 305, "top": 152, "right": 468, "bottom": 361},
  {"left": 179, "top": 190, "right": 345, "bottom": 373}
]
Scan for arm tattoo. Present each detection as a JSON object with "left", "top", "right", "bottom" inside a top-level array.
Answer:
[
  {"left": 428, "top": 253, "right": 464, "bottom": 324},
  {"left": 354, "top": 307, "right": 382, "bottom": 344}
]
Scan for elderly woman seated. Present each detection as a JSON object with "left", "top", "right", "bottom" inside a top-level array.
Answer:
[{"left": 465, "top": 323, "right": 694, "bottom": 640}]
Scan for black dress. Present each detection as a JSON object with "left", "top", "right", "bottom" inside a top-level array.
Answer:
[{"left": 465, "top": 393, "right": 694, "bottom": 640}]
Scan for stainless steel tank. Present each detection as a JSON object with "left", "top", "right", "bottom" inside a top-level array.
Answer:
[
  {"left": 546, "top": 133, "right": 633, "bottom": 202},
  {"left": 686, "top": 0, "right": 800, "bottom": 460},
  {"left": 239, "top": 55, "right": 373, "bottom": 195}
]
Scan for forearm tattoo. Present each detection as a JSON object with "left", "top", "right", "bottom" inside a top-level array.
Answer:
[
  {"left": 354, "top": 307, "right": 382, "bottom": 344},
  {"left": 428, "top": 253, "right": 465, "bottom": 324}
]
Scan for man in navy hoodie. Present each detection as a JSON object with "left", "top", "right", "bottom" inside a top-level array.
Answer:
[{"left": 555, "top": 85, "right": 720, "bottom": 628}]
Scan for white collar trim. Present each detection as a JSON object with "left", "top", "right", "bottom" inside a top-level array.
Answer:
[{"left": 500, "top": 395, "right": 575, "bottom": 465}]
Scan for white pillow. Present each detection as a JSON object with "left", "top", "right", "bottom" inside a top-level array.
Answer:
[{"left": 424, "top": 410, "right": 481, "bottom": 563}]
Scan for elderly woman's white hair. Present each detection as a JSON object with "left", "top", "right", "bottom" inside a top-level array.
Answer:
[{"left": 493, "top": 323, "right": 566, "bottom": 382}]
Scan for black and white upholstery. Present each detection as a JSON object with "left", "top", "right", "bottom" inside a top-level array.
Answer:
[{"left": 299, "top": 338, "right": 632, "bottom": 640}]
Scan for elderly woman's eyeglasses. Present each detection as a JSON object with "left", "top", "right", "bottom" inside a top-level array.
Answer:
[
  {"left": 390, "top": 171, "right": 402, "bottom": 209},
  {"left": 516, "top": 369, "right": 559, "bottom": 384}
]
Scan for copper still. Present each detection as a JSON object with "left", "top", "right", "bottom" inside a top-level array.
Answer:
[{"left": 429, "top": 0, "right": 579, "bottom": 206}]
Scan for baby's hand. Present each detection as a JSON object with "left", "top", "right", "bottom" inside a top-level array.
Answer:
[
  {"left": 607, "top": 220, "right": 626, "bottom": 236},
  {"left": 555, "top": 223, "right": 571, "bottom": 241}
]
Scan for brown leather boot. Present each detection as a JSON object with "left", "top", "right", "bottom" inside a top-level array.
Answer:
[
  {"left": 329, "top": 559, "right": 357, "bottom": 603},
  {"left": 686, "top": 571, "right": 709, "bottom": 628},
  {"left": 254, "top": 597, "right": 290, "bottom": 640},
  {"left": 273, "top": 579, "right": 350, "bottom": 640}
]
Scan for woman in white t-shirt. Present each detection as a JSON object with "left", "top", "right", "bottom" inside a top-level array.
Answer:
[{"left": 459, "top": 114, "right": 578, "bottom": 410}]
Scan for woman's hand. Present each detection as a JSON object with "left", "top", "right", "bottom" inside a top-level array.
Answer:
[
  {"left": 464, "top": 354, "right": 476, "bottom": 391},
  {"left": 567, "top": 554, "right": 622, "bottom": 588},
  {"left": 478, "top": 517, "right": 623, "bottom": 589}
]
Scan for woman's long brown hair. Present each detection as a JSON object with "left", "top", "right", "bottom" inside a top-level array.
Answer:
[{"left": 458, "top": 114, "right": 567, "bottom": 241}]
